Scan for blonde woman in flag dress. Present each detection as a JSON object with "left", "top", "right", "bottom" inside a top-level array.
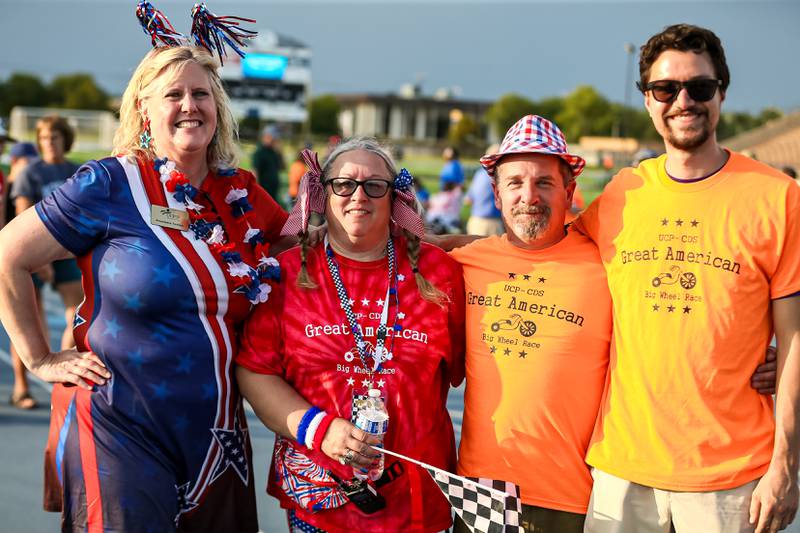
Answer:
[
  {"left": 0, "top": 3, "right": 289, "bottom": 531},
  {"left": 237, "top": 138, "right": 466, "bottom": 532}
]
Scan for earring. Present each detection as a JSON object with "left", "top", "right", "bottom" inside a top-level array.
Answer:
[{"left": 139, "top": 117, "right": 152, "bottom": 149}]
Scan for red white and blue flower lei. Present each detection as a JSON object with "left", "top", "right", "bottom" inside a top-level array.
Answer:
[{"left": 154, "top": 157, "right": 280, "bottom": 304}]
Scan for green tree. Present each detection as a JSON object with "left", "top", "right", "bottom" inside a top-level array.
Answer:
[
  {"left": 49, "top": 73, "right": 109, "bottom": 110},
  {"left": 485, "top": 93, "right": 537, "bottom": 137},
  {"left": 0, "top": 73, "right": 48, "bottom": 115},
  {"left": 532, "top": 96, "right": 564, "bottom": 124},
  {"left": 556, "top": 85, "right": 616, "bottom": 141},
  {"left": 448, "top": 113, "right": 480, "bottom": 148},
  {"left": 309, "top": 94, "right": 341, "bottom": 136}
]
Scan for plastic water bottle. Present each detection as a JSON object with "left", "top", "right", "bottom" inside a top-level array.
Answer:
[{"left": 354, "top": 388, "right": 389, "bottom": 481}]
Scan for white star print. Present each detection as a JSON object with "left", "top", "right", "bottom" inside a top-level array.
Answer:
[
  {"left": 376, "top": 298, "right": 385, "bottom": 307},
  {"left": 348, "top": 298, "right": 355, "bottom": 306},
  {"left": 397, "top": 273, "right": 405, "bottom": 282},
  {"left": 361, "top": 379, "right": 372, "bottom": 388},
  {"left": 346, "top": 377, "right": 355, "bottom": 386},
  {"left": 377, "top": 379, "right": 386, "bottom": 388},
  {"left": 361, "top": 298, "right": 370, "bottom": 306},
  {"left": 397, "top": 312, "right": 406, "bottom": 320}
]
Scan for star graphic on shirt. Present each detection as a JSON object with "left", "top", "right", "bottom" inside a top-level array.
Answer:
[
  {"left": 397, "top": 274, "right": 406, "bottom": 282},
  {"left": 683, "top": 306, "right": 692, "bottom": 314},
  {"left": 652, "top": 303, "right": 660, "bottom": 311},
  {"left": 73, "top": 312, "right": 86, "bottom": 328},
  {"left": 675, "top": 219, "right": 684, "bottom": 227},
  {"left": 518, "top": 350, "right": 527, "bottom": 359},
  {"left": 522, "top": 274, "right": 531, "bottom": 281},
  {"left": 489, "top": 345, "right": 496, "bottom": 354},
  {"left": 667, "top": 305, "right": 676, "bottom": 313},
  {"left": 508, "top": 273, "right": 516, "bottom": 280},
  {"left": 376, "top": 298, "right": 385, "bottom": 307},
  {"left": 376, "top": 379, "right": 386, "bottom": 388},
  {"left": 153, "top": 264, "right": 178, "bottom": 287},
  {"left": 210, "top": 415, "right": 250, "bottom": 485},
  {"left": 347, "top": 298, "right": 355, "bottom": 306},
  {"left": 104, "top": 317, "right": 122, "bottom": 339},
  {"left": 149, "top": 380, "right": 172, "bottom": 400},
  {"left": 176, "top": 353, "right": 195, "bottom": 374},
  {"left": 397, "top": 312, "right": 406, "bottom": 320},
  {"left": 361, "top": 379, "right": 372, "bottom": 388},
  {"left": 503, "top": 348, "right": 511, "bottom": 356},
  {"left": 123, "top": 292, "right": 143, "bottom": 312},
  {"left": 346, "top": 377, "right": 355, "bottom": 387},
  {"left": 538, "top": 277, "right": 546, "bottom": 283},
  {"left": 175, "top": 481, "right": 199, "bottom": 518},
  {"left": 101, "top": 259, "right": 122, "bottom": 282},
  {"left": 661, "top": 218, "right": 669, "bottom": 226},
  {"left": 690, "top": 219, "right": 699, "bottom": 227},
  {"left": 127, "top": 347, "right": 144, "bottom": 370},
  {"left": 361, "top": 298, "right": 370, "bottom": 306}
]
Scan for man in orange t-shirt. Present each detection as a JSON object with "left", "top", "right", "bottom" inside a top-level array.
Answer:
[
  {"left": 576, "top": 24, "right": 800, "bottom": 533},
  {"left": 449, "top": 114, "right": 612, "bottom": 533}
]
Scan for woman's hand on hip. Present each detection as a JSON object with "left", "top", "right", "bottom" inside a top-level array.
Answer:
[
  {"left": 320, "top": 417, "right": 381, "bottom": 469},
  {"left": 30, "top": 349, "right": 111, "bottom": 390}
]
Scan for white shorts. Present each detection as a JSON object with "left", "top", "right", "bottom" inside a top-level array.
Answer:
[{"left": 583, "top": 468, "right": 758, "bottom": 533}]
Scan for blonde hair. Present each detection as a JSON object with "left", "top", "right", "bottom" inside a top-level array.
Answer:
[
  {"left": 297, "top": 136, "right": 447, "bottom": 305},
  {"left": 113, "top": 45, "right": 239, "bottom": 169}
]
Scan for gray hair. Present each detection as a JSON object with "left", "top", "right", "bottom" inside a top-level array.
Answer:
[{"left": 322, "top": 136, "right": 397, "bottom": 180}]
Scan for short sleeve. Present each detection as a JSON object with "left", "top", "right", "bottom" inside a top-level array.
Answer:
[
  {"left": 11, "top": 163, "right": 39, "bottom": 201},
  {"left": 236, "top": 279, "right": 286, "bottom": 375},
  {"left": 35, "top": 160, "right": 111, "bottom": 257},
  {"left": 770, "top": 182, "right": 800, "bottom": 299},
  {"left": 242, "top": 169, "right": 288, "bottom": 243}
]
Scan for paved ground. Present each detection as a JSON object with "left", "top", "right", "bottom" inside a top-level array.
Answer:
[{"left": 0, "top": 286, "right": 465, "bottom": 532}]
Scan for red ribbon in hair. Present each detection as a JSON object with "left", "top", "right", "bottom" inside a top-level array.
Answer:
[{"left": 280, "top": 149, "right": 325, "bottom": 236}]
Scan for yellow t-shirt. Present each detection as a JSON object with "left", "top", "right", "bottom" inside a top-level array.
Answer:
[
  {"left": 450, "top": 230, "right": 611, "bottom": 513},
  {"left": 575, "top": 151, "right": 800, "bottom": 491}
]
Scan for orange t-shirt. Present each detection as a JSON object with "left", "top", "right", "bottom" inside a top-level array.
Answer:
[
  {"left": 575, "top": 151, "right": 800, "bottom": 491},
  {"left": 449, "top": 230, "right": 611, "bottom": 513},
  {"left": 288, "top": 160, "right": 306, "bottom": 198}
]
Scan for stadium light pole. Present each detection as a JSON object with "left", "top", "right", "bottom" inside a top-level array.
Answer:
[{"left": 621, "top": 42, "right": 636, "bottom": 138}]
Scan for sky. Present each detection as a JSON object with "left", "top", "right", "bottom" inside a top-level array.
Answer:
[{"left": 1, "top": 0, "right": 798, "bottom": 114}]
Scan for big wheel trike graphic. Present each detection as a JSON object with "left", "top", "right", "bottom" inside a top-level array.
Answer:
[
  {"left": 652, "top": 265, "right": 696, "bottom": 289},
  {"left": 490, "top": 313, "right": 537, "bottom": 337}
]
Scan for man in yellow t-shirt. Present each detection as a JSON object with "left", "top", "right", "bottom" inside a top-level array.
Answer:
[
  {"left": 576, "top": 24, "right": 800, "bottom": 533},
  {"left": 449, "top": 114, "right": 612, "bottom": 533}
]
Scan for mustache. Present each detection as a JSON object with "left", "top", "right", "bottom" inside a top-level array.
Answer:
[
  {"left": 511, "top": 205, "right": 550, "bottom": 216},
  {"left": 665, "top": 105, "right": 706, "bottom": 119}
]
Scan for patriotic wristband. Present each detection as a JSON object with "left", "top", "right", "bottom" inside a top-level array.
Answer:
[
  {"left": 296, "top": 406, "right": 322, "bottom": 446},
  {"left": 304, "top": 410, "right": 328, "bottom": 449},
  {"left": 311, "top": 413, "right": 336, "bottom": 451}
]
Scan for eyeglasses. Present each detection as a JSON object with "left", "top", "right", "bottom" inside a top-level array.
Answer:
[
  {"left": 638, "top": 79, "right": 722, "bottom": 103},
  {"left": 325, "top": 178, "right": 393, "bottom": 198}
]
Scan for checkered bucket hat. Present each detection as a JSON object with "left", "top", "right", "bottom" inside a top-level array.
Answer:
[{"left": 480, "top": 115, "right": 585, "bottom": 178}]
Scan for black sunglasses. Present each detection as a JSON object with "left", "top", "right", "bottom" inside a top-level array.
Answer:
[
  {"left": 325, "top": 178, "right": 393, "bottom": 198},
  {"left": 637, "top": 78, "right": 722, "bottom": 103}
]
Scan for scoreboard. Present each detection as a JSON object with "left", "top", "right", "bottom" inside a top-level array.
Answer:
[{"left": 220, "top": 31, "right": 311, "bottom": 123}]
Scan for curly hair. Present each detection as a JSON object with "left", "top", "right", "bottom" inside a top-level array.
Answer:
[
  {"left": 639, "top": 24, "right": 730, "bottom": 92},
  {"left": 113, "top": 45, "right": 239, "bottom": 169}
]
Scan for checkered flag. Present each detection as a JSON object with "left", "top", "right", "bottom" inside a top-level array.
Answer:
[{"left": 380, "top": 448, "right": 524, "bottom": 533}]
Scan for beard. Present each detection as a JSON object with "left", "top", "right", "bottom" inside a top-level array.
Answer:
[
  {"left": 508, "top": 204, "right": 552, "bottom": 241},
  {"left": 662, "top": 105, "right": 713, "bottom": 151}
]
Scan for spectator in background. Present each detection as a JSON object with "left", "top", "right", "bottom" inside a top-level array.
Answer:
[
  {"left": 440, "top": 145, "right": 464, "bottom": 188},
  {"left": 0, "top": 119, "right": 17, "bottom": 226},
  {"left": 5, "top": 141, "right": 39, "bottom": 409},
  {"left": 252, "top": 124, "right": 284, "bottom": 201},
  {"left": 11, "top": 116, "right": 83, "bottom": 360},
  {"left": 287, "top": 146, "right": 310, "bottom": 204},
  {"left": 465, "top": 143, "right": 503, "bottom": 236},
  {"left": 426, "top": 181, "right": 463, "bottom": 234}
]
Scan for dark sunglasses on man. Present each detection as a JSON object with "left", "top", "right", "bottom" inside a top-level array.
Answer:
[
  {"left": 637, "top": 78, "right": 722, "bottom": 104},
  {"left": 325, "top": 178, "right": 393, "bottom": 198}
]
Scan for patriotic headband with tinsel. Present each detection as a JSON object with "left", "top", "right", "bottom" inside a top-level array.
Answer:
[
  {"left": 136, "top": 1, "right": 256, "bottom": 64},
  {"left": 281, "top": 149, "right": 425, "bottom": 239}
]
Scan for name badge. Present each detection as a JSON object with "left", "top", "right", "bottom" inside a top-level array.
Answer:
[{"left": 150, "top": 205, "right": 189, "bottom": 231}]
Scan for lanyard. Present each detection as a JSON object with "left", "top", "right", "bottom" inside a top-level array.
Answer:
[{"left": 324, "top": 236, "right": 400, "bottom": 382}]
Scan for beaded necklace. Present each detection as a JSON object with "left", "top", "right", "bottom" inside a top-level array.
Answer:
[
  {"left": 154, "top": 157, "right": 280, "bottom": 304},
  {"left": 324, "top": 236, "right": 402, "bottom": 386}
]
